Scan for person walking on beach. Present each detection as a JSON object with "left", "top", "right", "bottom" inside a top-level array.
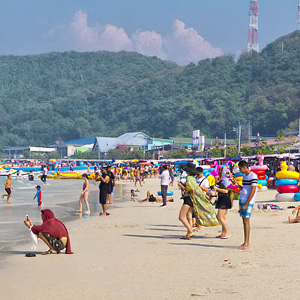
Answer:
[
  {"left": 41, "top": 165, "right": 48, "bottom": 183},
  {"left": 2, "top": 174, "right": 14, "bottom": 202},
  {"left": 33, "top": 185, "right": 42, "bottom": 207},
  {"left": 96, "top": 167, "right": 110, "bottom": 216},
  {"left": 178, "top": 163, "right": 219, "bottom": 239},
  {"left": 159, "top": 165, "right": 169, "bottom": 207},
  {"left": 169, "top": 167, "right": 174, "bottom": 186},
  {"left": 234, "top": 160, "right": 258, "bottom": 250},
  {"left": 77, "top": 174, "right": 90, "bottom": 215}
]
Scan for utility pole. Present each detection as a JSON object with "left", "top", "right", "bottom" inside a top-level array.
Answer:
[
  {"left": 224, "top": 132, "right": 227, "bottom": 158},
  {"left": 238, "top": 123, "right": 241, "bottom": 157},
  {"left": 298, "top": 1, "right": 300, "bottom": 29},
  {"left": 298, "top": 117, "right": 300, "bottom": 154}
]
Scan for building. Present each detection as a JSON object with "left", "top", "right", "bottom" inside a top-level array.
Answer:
[
  {"left": 3, "top": 146, "right": 57, "bottom": 159},
  {"left": 93, "top": 132, "right": 150, "bottom": 158}
]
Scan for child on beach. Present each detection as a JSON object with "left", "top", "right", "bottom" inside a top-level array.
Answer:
[
  {"left": 77, "top": 173, "right": 90, "bottom": 215},
  {"left": 2, "top": 174, "right": 14, "bottom": 202},
  {"left": 33, "top": 185, "right": 42, "bottom": 207},
  {"left": 233, "top": 160, "right": 258, "bottom": 250}
]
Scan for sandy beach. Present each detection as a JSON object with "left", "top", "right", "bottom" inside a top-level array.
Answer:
[{"left": 0, "top": 177, "right": 300, "bottom": 300}]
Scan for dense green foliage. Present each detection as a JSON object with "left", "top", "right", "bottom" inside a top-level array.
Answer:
[{"left": 1, "top": 31, "right": 300, "bottom": 147}]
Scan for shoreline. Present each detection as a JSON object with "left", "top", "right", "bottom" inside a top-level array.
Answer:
[
  {"left": 1, "top": 178, "right": 300, "bottom": 299},
  {"left": 0, "top": 179, "right": 131, "bottom": 266}
]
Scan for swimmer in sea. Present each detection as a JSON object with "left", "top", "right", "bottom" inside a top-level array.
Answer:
[{"left": 2, "top": 174, "right": 14, "bottom": 202}]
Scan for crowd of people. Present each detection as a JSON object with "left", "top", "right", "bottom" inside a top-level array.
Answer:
[{"left": 6, "top": 156, "right": 300, "bottom": 255}]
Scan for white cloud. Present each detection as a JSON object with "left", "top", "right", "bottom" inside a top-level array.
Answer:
[
  {"left": 48, "top": 11, "right": 222, "bottom": 65},
  {"left": 67, "top": 10, "right": 132, "bottom": 51},
  {"left": 132, "top": 30, "right": 167, "bottom": 59},
  {"left": 165, "top": 20, "right": 223, "bottom": 65}
]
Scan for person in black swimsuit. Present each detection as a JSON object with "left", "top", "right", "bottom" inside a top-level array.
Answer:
[
  {"left": 214, "top": 183, "right": 233, "bottom": 239},
  {"left": 95, "top": 167, "right": 110, "bottom": 216}
]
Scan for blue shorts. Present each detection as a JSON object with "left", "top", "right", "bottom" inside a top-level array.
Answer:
[{"left": 239, "top": 202, "right": 254, "bottom": 218}]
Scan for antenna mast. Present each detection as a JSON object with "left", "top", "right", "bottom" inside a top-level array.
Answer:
[
  {"left": 298, "top": 1, "right": 300, "bottom": 29},
  {"left": 247, "top": 0, "right": 259, "bottom": 53}
]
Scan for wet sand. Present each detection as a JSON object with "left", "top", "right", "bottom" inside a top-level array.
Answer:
[{"left": 0, "top": 177, "right": 299, "bottom": 300}]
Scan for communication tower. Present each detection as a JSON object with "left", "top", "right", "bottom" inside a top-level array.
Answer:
[
  {"left": 247, "top": 0, "right": 259, "bottom": 53},
  {"left": 298, "top": 1, "right": 300, "bottom": 29}
]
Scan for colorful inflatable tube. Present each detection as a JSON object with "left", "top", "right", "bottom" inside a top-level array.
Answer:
[
  {"left": 258, "top": 179, "right": 268, "bottom": 186},
  {"left": 275, "top": 179, "right": 298, "bottom": 186},
  {"left": 276, "top": 171, "right": 300, "bottom": 180},
  {"left": 277, "top": 185, "right": 300, "bottom": 194},
  {"left": 158, "top": 191, "right": 174, "bottom": 196},
  {"left": 250, "top": 165, "right": 268, "bottom": 171},
  {"left": 275, "top": 193, "right": 295, "bottom": 202},
  {"left": 294, "top": 193, "right": 300, "bottom": 201}
]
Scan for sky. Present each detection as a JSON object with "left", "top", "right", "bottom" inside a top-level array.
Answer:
[{"left": 0, "top": 0, "right": 299, "bottom": 65}]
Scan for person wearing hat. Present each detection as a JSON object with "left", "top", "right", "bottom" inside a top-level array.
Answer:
[{"left": 178, "top": 163, "right": 219, "bottom": 239}]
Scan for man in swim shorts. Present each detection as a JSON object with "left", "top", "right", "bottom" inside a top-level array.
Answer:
[
  {"left": 2, "top": 174, "right": 14, "bottom": 202},
  {"left": 234, "top": 160, "right": 258, "bottom": 250}
]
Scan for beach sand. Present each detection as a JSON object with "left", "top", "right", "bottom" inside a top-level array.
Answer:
[{"left": 0, "top": 177, "right": 299, "bottom": 300}]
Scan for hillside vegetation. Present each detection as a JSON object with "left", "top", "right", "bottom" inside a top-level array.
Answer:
[{"left": 1, "top": 31, "right": 300, "bottom": 147}]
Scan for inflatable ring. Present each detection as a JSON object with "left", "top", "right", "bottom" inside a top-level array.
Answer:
[
  {"left": 258, "top": 186, "right": 268, "bottom": 192},
  {"left": 258, "top": 179, "right": 268, "bottom": 186},
  {"left": 275, "top": 179, "right": 298, "bottom": 186},
  {"left": 257, "top": 175, "right": 266, "bottom": 180},
  {"left": 276, "top": 171, "right": 300, "bottom": 180},
  {"left": 234, "top": 172, "right": 244, "bottom": 178},
  {"left": 277, "top": 185, "right": 300, "bottom": 194},
  {"left": 157, "top": 191, "right": 174, "bottom": 196},
  {"left": 294, "top": 193, "right": 300, "bottom": 201},
  {"left": 275, "top": 193, "right": 295, "bottom": 202},
  {"left": 255, "top": 170, "right": 266, "bottom": 176},
  {"left": 250, "top": 165, "right": 268, "bottom": 171}
]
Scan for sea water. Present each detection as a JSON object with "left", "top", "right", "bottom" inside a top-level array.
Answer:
[{"left": 0, "top": 176, "right": 127, "bottom": 259}]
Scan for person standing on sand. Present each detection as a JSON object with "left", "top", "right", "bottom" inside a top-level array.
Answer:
[
  {"left": 2, "top": 174, "right": 14, "bottom": 202},
  {"left": 135, "top": 168, "right": 142, "bottom": 187},
  {"left": 159, "top": 165, "right": 169, "bottom": 207},
  {"left": 77, "top": 174, "right": 90, "bottom": 215},
  {"left": 96, "top": 167, "right": 110, "bottom": 216},
  {"left": 178, "top": 163, "right": 219, "bottom": 239},
  {"left": 233, "top": 160, "right": 258, "bottom": 250},
  {"left": 107, "top": 165, "right": 115, "bottom": 204}
]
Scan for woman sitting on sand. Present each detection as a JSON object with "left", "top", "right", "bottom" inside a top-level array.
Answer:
[
  {"left": 24, "top": 209, "right": 72, "bottom": 255},
  {"left": 134, "top": 190, "right": 174, "bottom": 203}
]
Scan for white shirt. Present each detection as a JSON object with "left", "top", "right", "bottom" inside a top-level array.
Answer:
[
  {"left": 43, "top": 167, "right": 48, "bottom": 176},
  {"left": 159, "top": 170, "right": 169, "bottom": 186},
  {"left": 197, "top": 176, "right": 209, "bottom": 188},
  {"left": 240, "top": 172, "right": 258, "bottom": 204}
]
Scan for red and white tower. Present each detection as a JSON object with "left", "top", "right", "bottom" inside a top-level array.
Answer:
[
  {"left": 298, "top": 1, "right": 300, "bottom": 29},
  {"left": 247, "top": 0, "right": 259, "bottom": 53}
]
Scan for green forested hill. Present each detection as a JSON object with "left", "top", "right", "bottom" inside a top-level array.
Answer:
[{"left": 1, "top": 31, "right": 300, "bottom": 147}]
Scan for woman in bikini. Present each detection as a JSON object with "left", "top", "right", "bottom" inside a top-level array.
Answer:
[{"left": 77, "top": 173, "right": 90, "bottom": 215}]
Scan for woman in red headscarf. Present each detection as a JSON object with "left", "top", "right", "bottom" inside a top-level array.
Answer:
[{"left": 24, "top": 209, "right": 73, "bottom": 255}]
